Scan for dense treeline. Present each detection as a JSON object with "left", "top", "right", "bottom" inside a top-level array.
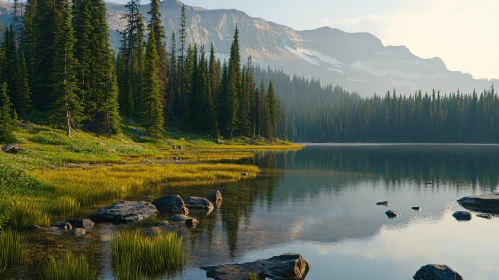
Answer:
[
  {"left": 0, "top": 0, "right": 284, "bottom": 142},
  {"left": 255, "top": 67, "right": 499, "bottom": 143}
]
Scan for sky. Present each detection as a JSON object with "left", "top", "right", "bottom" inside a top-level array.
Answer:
[{"left": 110, "top": 0, "right": 499, "bottom": 80}]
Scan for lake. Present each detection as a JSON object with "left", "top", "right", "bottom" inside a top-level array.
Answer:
[{"left": 149, "top": 144, "right": 499, "bottom": 280}]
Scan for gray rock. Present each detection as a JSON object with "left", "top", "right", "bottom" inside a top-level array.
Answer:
[
  {"left": 241, "top": 172, "right": 249, "bottom": 177},
  {"left": 52, "top": 221, "right": 72, "bottom": 231},
  {"left": 385, "top": 210, "right": 400, "bottom": 218},
  {"left": 453, "top": 211, "right": 472, "bottom": 221},
  {"left": 185, "top": 218, "right": 199, "bottom": 228},
  {"left": 71, "top": 228, "right": 86, "bottom": 237},
  {"left": 201, "top": 253, "right": 310, "bottom": 280},
  {"left": 207, "top": 190, "right": 223, "bottom": 207},
  {"left": 169, "top": 214, "right": 191, "bottom": 222},
  {"left": 2, "top": 143, "right": 21, "bottom": 153},
  {"left": 152, "top": 195, "right": 189, "bottom": 215},
  {"left": 68, "top": 218, "right": 94, "bottom": 229},
  {"left": 412, "top": 207, "right": 422, "bottom": 211},
  {"left": 477, "top": 213, "right": 492, "bottom": 219},
  {"left": 458, "top": 194, "right": 499, "bottom": 214},
  {"left": 157, "top": 221, "right": 170, "bottom": 227},
  {"left": 90, "top": 201, "right": 158, "bottom": 223},
  {"left": 185, "top": 197, "right": 214, "bottom": 212},
  {"left": 413, "top": 264, "right": 463, "bottom": 280},
  {"left": 376, "top": 201, "right": 389, "bottom": 206}
]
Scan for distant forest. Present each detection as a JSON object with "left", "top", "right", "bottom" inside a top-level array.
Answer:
[{"left": 0, "top": 0, "right": 497, "bottom": 143}]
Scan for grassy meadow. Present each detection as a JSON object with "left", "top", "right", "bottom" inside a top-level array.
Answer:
[{"left": 0, "top": 123, "right": 300, "bottom": 278}]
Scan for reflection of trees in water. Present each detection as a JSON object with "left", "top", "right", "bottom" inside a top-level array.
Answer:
[
  {"left": 289, "top": 145, "right": 499, "bottom": 191},
  {"left": 178, "top": 146, "right": 499, "bottom": 264}
]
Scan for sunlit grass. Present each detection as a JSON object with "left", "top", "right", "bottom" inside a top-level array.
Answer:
[
  {"left": 113, "top": 230, "right": 184, "bottom": 279},
  {"left": 42, "top": 252, "right": 96, "bottom": 280},
  {"left": 0, "top": 230, "right": 25, "bottom": 273},
  {"left": 248, "top": 273, "right": 260, "bottom": 280},
  {"left": 8, "top": 199, "right": 51, "bottom": 230}
]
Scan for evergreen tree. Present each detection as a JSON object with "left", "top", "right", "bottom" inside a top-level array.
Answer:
[
  {"left": 225, "top": 26, "right": 241, "bottom": 138},
  {"left": 267, "top": 81, "right": 278, "bottom": 140},
  {"left": 148, "top": 0, "right": 167, "bottom": 97},
  {"left": 50, "top": 0, "right": 82, "bottom": 136},
  {"left": 178, "top": 4, "right": 187, "bottom": 119},
  {"left": 166, "top": 30, "right": 177, "bottom": 121},
  {"left": 0, "top": 82, "right": 15, "bottom": 142},
  {"left": 141, "top": 24, "right": 163, "bottom": 138}
]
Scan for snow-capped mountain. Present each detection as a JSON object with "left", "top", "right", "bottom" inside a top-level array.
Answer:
[{"left": 0, "top": 0, "right": 495, "bottom": 95}]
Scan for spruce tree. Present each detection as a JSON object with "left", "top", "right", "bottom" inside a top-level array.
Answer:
[
  {"left": 148, "top": 0, "right": 167, "bottom": 97},
  {"left": 0, "top": 82, "right": 15, "bottom": 143},
  {"left": 225, "top": 26, "right": 241, "bottom": 138},
  {"left": 267, "top": 81, "right": 277, "bottom": 140},
  {"left": 50, "top": 0, "right": 82, "bottom": 136},
  {"left": 141, "top": 25, "right": 163, "bottom": 138},
  {"left": 166, "top": 30, "right": 177, "bottom": 121},
  {"left": 178, "top": 4, "right": 187, "bottom": 119}
]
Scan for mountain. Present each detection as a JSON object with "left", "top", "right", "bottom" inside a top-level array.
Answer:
[{"left": 0, "top": 0, "right": 495, "bottom": 96}]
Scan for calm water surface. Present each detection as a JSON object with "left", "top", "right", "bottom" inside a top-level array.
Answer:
[{"left": 118, "top": 144, "right": 499, "bottom": 279}]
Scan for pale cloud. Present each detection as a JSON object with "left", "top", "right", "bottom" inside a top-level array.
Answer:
[{"left": 321, "top": 0, "right": 499, "bottom": 79}]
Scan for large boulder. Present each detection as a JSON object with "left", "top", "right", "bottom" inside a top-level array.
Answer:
[
  {"left": 201, "top": 253, "right": 310, "bottom": 280},
  {"left": 413, "top": 264, "right": 463, "bottom": 280},
  {"left": 458, "top": 194, "right": 499, "bottom": 214},
  {"left": 152, "top": 195, "right": 189, "bottom": 215},
  {"left": 90, "top": 201, "right": 157, "bottom": 223},
  {"left": 208, "top": 190, "right": 223, "bottom": 207},
  {"left": 185, "top": 197, "right": 214, "bottom": 212},
  {"left": 453, "top": 211, "right": 472, "bottom": 221}
]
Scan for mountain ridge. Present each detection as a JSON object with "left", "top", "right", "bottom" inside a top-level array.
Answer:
[{"left": 0, "top": 0, "right": 494, "bottom": 95}]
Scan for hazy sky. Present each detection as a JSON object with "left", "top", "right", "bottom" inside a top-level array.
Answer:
[{"left": 110, "top": 0, "right": 499, "bottom": 80}]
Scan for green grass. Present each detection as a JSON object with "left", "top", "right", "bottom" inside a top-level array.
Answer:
[
  {"left": 247, "top": 273, "right": 260, "bottom": 280},
  {"left": 0, "top": 230, "right": 25, "bottom": 273},
  {"left": 42, "top": 252, "right": 96, "bottom": 280},
  {"left": 113, "top": 230, "right": 184, "bottom": 279}
]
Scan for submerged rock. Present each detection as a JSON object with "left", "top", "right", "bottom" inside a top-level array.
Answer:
[
  {"left": 413, "top": 264, "right": 463, "bottom": 280},
  {"left": 385, "top": 210, "right": 400, "bottom": 218},
  {"left": 458, "top": 194, "right": 499, "bottom": 214},
  {"left": 185, "top": 218, "right": 199, "bottom": 228},
  {"left": 477, "top": 213, "right": 492, "bottom": 219},
  {"left": 90, "top": 201, "right": 158, "bottom": 223},
  {"left": 207, "top": 190, "right": 223, "bottom": 207},
  {"left": 185, "top": 197, "right": 214, "bottom": 212},
  {"left": 453, "top": 211, "right": 472, "bottom": 221},
  {"left": 68, "top": 218, "right": 94, "bottom": 229},
  {"left": 376, "top": 201, "right": 390, "bottom": 206},
  {"left": 152, "top": 195, "right": 189, "bottom": 215},
  {"left": 71, "top": 228, "right": 86, "bottom": 237},
  {"left": 201, "top": 253, "right": 310, "bottom": 280}
]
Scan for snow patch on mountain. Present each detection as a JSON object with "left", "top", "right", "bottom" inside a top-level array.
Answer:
[{"left": 284, "top": 46, "right": 320, "bottom": 66}]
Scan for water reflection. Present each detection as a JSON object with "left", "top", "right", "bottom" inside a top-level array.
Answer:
[{"left": 165, "top": 145, "right": 499, "bottom": 279}]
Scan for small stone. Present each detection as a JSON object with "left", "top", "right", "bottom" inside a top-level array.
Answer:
[
  {"left": 412, "top": 207, "right": 422, "bottom": 211},
  {"left": 207, "top": 190, "right": 222, "bottom": 206},
  {"left": 52, "top": 221, "right": 72, "bottom": 231},
  {"left": 241, "top": 172, "right": 249, "bottom": 177},
  {"left": 28, "top": 225, "right": 46, "bottom": 231},
  {"left": 385, "top": 210, "right": 400, "bottom": 218},
  {"left": 185, "top": 218, "right": 199, "bottom": 228},
  {"left": 376, "top": 201, "right": 389, "bottom": 206},
  {"left": 157, "top": 221, "right": 170, "bottom": 227},
  {"left": 185, "top": 197, "right": 214, "bottom": 212},
  {"left": 169, "top": 214, "right": 191, "bottom": 222},
  {"left": 453, "top": 211, "right": 472, "bottom": 221},
  {"left": 68, "top": 218, "right": 94, "bottom": 229},
  {"left": 71, "top": 228, "right": 86, "bottom": 237},
  {"left": 477, "top": 213, "right": 492, "bottom": 219}
]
